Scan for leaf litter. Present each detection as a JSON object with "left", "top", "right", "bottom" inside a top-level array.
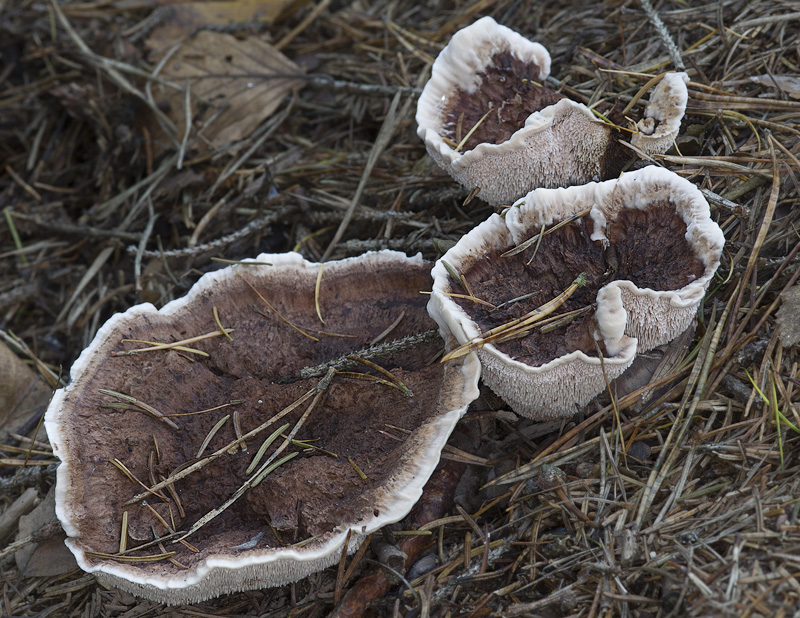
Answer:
[{"left": 1, "top": 0, "right": 800, "bottom": 616}]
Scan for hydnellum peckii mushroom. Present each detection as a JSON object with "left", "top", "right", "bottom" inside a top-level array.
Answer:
[
  {"left": 428, "top": 166, "right": 724, "bottom": 419},
  {"left": 415, "top": 16, "right": 690, "bottom": 206},
  {"left": 45, "top": 251, "right": 480, "bottom": 604}
]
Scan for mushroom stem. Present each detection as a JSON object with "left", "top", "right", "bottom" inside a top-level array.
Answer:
[{"left": 441, "top": 273, "right": 587, "bottom": 361}]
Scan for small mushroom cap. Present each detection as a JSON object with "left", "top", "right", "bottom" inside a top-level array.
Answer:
[
  {"left": 46, "top": 251, "right": 480, "bottom": 604},
  {"left": 417, "top": 21, "right": 692, "bottom": 206},
  {"left": 417, "top": 16, "right": 617, "bottom": 206},
  {"left": 583, "top": 166, "right": 725, "bottom": 350},
  {"left": 630, "top": 72, "right": 690, "bottom": 155}
]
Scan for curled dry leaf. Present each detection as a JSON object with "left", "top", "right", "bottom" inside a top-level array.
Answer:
[
  {"left": 0, "top": 341, "right": 53, "bottom": 444},
  {"left": 15, "top": 487, "right": 77, "bottom": 577},
  {"left": 145, "top": 0, "right": 309, "bottom": 51}
]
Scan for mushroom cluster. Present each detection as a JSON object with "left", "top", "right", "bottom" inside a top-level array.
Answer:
[
  {"left": 45, "top": 16, "right": 723, "bottom": 604},
  {"left": 45, "top": 251, "right": 480, "bottom": 604},
  {"left": 428, "top": 167, "right": 724, "bottom": 419},
  {"left": 416, "top": 16, "right": 689, "bottom": 205}
]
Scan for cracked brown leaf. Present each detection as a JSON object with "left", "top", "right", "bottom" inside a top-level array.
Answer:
[{"left": 152, "top": 31, "right": 304, "bottom": 152}]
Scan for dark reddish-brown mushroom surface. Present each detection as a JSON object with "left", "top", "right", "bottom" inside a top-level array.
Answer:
[
  {"left": 429, "top": 167, "right": 725, "bottom": 419},
  {"left": 46, "top": 251, "right": 480, "bottom": 603},
  {"left": 416, "top": 17, "right": 690, "bottom": 205},
  {"left": 454, "top": 200, "right": 705, "bottom": 367},
  {"left": 442, "top": 50, "right": 566, "bottom": 152}
]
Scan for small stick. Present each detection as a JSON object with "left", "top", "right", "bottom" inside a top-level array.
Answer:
[
  {"left": 370, "top": 310, "right": 405, "bottom": 345},
  {"left": 315, "top": 264, "right": 325, "bottom": 324},
  {"left": 119, "top": 511, "right": 128, "bottom": 554},
  {"left": 526, "top": 222, "right": 547, "bottom": 266},
  {"left": 124, "top": 388, "right": 318, "bottom": 505},
  {"left": 162, "top": 476, "right": 185, "bottom": 519},
  {"left": 348, "top": 456, "right": 368, "bottom": 480},
  {"left": 84, "top": 550, "right": 176, "bottom": 563},
  {"left": 164, "top": 400, "right": 242, "bottom": 418},
  {"left": 212, "top": 307, "right": 233, "bottom": 341},
  {"left": 291, "top": 330, "right": 439, "bottom": 382},
  {"left": 232, "top": 410, "right": 246, "bottom": 451},
  {"left": 441, "top": 260, "right": 465, "bottom": 291},
  {"left": 501, "top": 208, "right": 592, "bottom": 258},
  {"left": 423, "top": 291, "right": 497, "bottom": 310},
  {"left": 110, "top": 459, "right": 170, "bottom": 503},
  {"left": 455, "top": 109, "right": 493, "bottom": 152},
  {"left": 638, "top": 0, "right": 685, "bottom": 70},
  {"left": 336, "top": 372, "right": 412, "bottom": 395},
  {"left": 539, "top": 306, "right": 594, "bottom": 333},
  {"left": 346, "top": 356, "right": 412, "bottom": 396},
  {"left": 334, "top": 528, "right": 353, "bottom": 605},
  {"left": 621, "top": 72, "right": 666, "bottom": 116},
  {"left": 246, "top": 423, "right": 291, "bottom": 475},
  {"left": 174, "top": 369, "right": 337, "bottom": 542},
  {"left": 234, "top": 269, "right": 319, "bottom": 342},
  {"left": 113, "top": 329, "right": 234, "bottom": 356},
  {"left": 251, "top": 452, "right": 299, "bottom": 487}
]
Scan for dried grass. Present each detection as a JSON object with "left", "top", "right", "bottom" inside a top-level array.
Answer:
[{"left": 1, "top": 0, "right": 799, "bottom": 616}]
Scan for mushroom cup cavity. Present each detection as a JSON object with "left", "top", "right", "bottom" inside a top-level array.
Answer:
[
  {"left": 428, "top": 167, "right": 724, "bottom": 419},
  {"left": 416, "top": 16, "right": 690, "bottom": 205},
  {"left": 45, "top": 251, "right": 480, "bottom": 604}
]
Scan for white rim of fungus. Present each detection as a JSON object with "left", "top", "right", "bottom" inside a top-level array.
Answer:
[
  {"left": 415, "top": 16, "right": 556, "bottom": 169},
  {"left": 417, "top": 19, "right": 692, "bottom": 206},
  {"left": 582, "top": 166, "right": 724, "bottom": 310},
  {"left": 428, "top": 213, "right": 638, "bottom": 374},
  {"left": 428, "top": 212, "right": 637, "bottom": 418},
  {"left": 46, "top": 250, "right": 481, "bottom": 604},
  {"left": 630, "top": 72, "right": 690, "bottom": 155},
  {"left": 428, "top": 167, "right": 725, "bottom": 416}
]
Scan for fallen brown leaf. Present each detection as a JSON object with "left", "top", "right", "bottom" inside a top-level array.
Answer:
[
  {"left": 145, "top": 0, "right": 310, "bottom": 52},
  {"left": 0, "top": 341, "right": 52, "bottom": 444},
  {"left": 150, "top": 30, "right": 304, "bottom": 154},
  {"left": 15, "top": 487, "right": 77, "bottom": 577}
]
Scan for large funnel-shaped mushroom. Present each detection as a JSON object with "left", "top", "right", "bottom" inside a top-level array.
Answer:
[
  {"left": 46, "top": 251, "right": 480, "bottom": 604},
  {"left": 429, "top": 167, "right": 723, "bottom": 419},
  {"left": 416, "top": 16, "right": 689, "bottom": 206}
]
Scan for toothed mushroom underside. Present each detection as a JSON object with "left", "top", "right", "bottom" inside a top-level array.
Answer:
[
  {"left": 429, "top": 167, "right": 724, "bottom": 419},
  {"left": 416, "top": 16, "right": 690, "bottom": 206},
  {"left": 45, "top": 251, "right": 480, "bottom": 604}
]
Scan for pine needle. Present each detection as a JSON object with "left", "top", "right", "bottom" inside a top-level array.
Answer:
[{"left": 441, "top": 273, "right": 587, "bottom": 362}]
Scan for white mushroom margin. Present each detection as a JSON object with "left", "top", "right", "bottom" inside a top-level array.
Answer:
[
  {"left": 428, "top": 209, "right": 636, "bottom": 421},
  {"left": 416, "top": 16, "right": 690, "bottom": 205},
  {"left": 582, "top": 166, "right": 725, "bottom": 351},
  {"left": 428, "top": 167, "right": 724, "bottom": 419},
  {"left": 45, "top": 251, "right": 481, "bottom": 605}
]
